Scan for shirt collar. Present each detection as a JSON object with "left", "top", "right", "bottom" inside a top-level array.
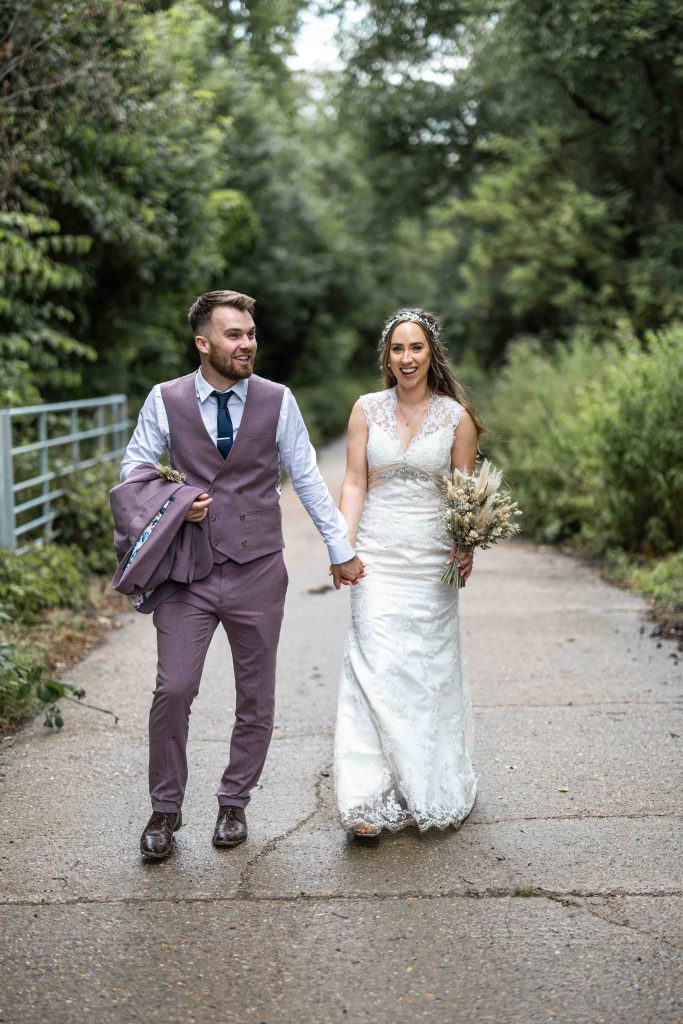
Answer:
[{"left": 196, "top": 368, "right": 249, "bottom": 404}]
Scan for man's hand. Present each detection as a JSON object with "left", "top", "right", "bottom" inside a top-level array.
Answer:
[
  {"left": 329, "top": 555, "right": 367, "bottom": 591},
  {"left": 185, "top": 493, "right": 213, "bottom": 523},
  {"left": 448, "top": 547, "right": 474, "bottom": 581}
]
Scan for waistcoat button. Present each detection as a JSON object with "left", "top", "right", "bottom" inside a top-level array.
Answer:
[
  {"left": 237, "top": 488, "right": 243, "bottom": 495},
  {"left": 242, "top": 540, "right": 248, "bottom": 547},
  {"left": 239, "top": 514, "right": 246, "bottom": 521},
  {"left": 210, "top": 515, "right": 216, "bottom": 521}
]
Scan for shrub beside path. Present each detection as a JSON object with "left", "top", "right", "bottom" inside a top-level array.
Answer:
[{"left": 0, "top": 439, "right": 681, "bottom": 1023}]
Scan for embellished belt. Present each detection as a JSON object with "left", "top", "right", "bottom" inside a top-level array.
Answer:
[{"left": 367, "top": 462, "right": 444, "bottom": 490}]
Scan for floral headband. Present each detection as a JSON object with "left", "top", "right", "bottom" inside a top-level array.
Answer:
[{"left": 380, "top": 310, "right": 439, "bottom": 344}]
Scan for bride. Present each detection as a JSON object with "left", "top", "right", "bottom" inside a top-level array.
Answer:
[{"left": 334, "top": 308, "right": 484, "bottom": 836}]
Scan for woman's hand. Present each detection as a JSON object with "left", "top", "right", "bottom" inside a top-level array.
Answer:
[
  {"left": 328, "top": 558, "right": 367, "bottom": 588},
  {"left": 448, "top": 547, "right": 474, "bottom": 581}
]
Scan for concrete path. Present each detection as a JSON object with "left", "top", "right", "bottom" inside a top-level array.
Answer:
[{"left": 1, "top": 440, "right": 681, "bottom": 1024}]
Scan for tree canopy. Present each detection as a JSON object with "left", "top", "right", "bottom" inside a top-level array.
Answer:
[
  {"left": 1, "top": 0, "right": 682, "bottom": 405},
  {"left": 335, "top": 0, "right": 683, "bottom": 360}
]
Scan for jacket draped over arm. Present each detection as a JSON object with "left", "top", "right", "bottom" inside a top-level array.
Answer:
[{"left": 109, "top": 465, "right": 213, "bottom": 612}]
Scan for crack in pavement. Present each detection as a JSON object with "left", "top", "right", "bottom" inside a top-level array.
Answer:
[
  {"left": 237, "top": 762, "right": 331, "bottom": 899},
  {"left": 2, "top": 888, "right": 681, "bottom": 911},
  {"left": 477, "top": 700, "right": 683, "bottom": 708},
  {"left": 467, "top": 811, "right": 682, "bottom": 824},
  {"left": 544, "top": 893, "right": 683, "bottom": 951}
]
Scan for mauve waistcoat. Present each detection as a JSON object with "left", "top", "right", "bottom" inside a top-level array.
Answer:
[{"left": 160, "top": 373, "right": 285, "bottom": 564}]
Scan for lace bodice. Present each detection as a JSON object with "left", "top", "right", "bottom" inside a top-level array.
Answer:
[{"left": 361, "top": 388, "right": 463, "bottom": 480}]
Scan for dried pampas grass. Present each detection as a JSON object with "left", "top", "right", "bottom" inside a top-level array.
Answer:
[{"left": 440, "top": 459, "right": 522, "bottom": 588}]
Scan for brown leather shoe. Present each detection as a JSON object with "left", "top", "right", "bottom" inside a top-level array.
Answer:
[
  {"left": 140, "top": 810, "right": 182, "bottom": 861},
  {"left": 213, "top": 805, "right": 247, "bottom": 848}
]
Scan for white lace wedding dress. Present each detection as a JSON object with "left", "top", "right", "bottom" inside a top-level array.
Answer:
[{"left": 334, "top": 387, "right": 477, "bottom": 833}]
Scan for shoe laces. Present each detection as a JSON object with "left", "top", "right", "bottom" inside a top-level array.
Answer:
[{"left": 148, "top": 811, "right": 174, "bottom": 827}]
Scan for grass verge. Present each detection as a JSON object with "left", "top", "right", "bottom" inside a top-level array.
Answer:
[
  {"left": 600, "top": 550, "right": 683, "bottom": 649},
  {"left": 0, "top": 578, "right": 127, "bottom": 735}
]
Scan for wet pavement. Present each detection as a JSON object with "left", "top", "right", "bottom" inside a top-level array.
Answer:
[{"left": 1, "top": 439, "right": 681, "bottom": 1023}]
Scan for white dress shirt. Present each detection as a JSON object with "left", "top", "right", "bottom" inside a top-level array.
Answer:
[{"left": 120, "top": 369, "right": 355, "bottom": 564}]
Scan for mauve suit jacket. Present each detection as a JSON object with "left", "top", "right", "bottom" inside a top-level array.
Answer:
[{"left": 109, "top": 464, "right": 214, "bottom": 613}]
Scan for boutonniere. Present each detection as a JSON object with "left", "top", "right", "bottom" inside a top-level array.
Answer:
[{"left": 155, "top": 463, "right": 187, "bottom": 484}]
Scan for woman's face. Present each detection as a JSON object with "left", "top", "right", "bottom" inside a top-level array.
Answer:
[{"left": 388, "top": 321, "right": 431, "bottom": 390}]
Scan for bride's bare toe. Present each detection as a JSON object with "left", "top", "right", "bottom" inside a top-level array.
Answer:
[{"left": 352, "top": 825, "right": 381, "bottom": 837}]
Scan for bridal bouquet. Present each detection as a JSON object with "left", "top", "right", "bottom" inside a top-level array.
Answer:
[{"left": 440, "top": 460, "right": 522, "bottom": 588}]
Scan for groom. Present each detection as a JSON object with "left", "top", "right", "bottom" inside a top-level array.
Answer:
[{"left": 120, "top": 289, "right": 364, "bottom": 860}]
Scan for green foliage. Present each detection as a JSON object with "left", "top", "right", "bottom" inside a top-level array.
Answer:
[
  {"left": 0, "top": 545, "right": 88, "bottom": 624},
  {"left": 0, "top": 211, "right": 96, "bottom": 406},
  {"left": 0, "top": 521, "right": 119, "bottom": 727},
  {"left": 484, "top": 333, "right": 604, "bottom": 543},
  {"left": 486, "top": 323, "right": 683, "bottom": 556},
  {"left": 0, "top": 644, "right": 71, "bottom": 730},
  {"left": 0, "top": 631, "right": 116, "bottom": 731},
  {"left": 294, "top": 373, "right": 378, "bottom": 448},
  {"left": 511, "top": 886, "right": 537, "bottom": 897},
  {"left": 0, "top": 637, "right": 41, "bottom": 727},
  {"left": 53, "top": 462, "right": 120, "bottom": 574},
  {"left": 0, "top": 1, "right": 241, "bottom": 403},
  {"left": 0, "top": 0, "right": 383, "bottom": 407},
  {"left": 605, "top": 550, "right": 683, "bottom": 612},
  {"left": 440, "top": 132, "right": 624, "bottom": 352},
  {"left": 0, "top": 2, "right": 138, "bottom": 404},
  {"left": 576, "top": 325, "right": 683, "bottom": 555},
  {"left": 0, "top": 600, "right": 75, "bottom": 729},
  {"left": 339, "top": 0, "right": 683, "bottom": 361},
  {"left": 2, "top": 0, "right": 683, "bottom": 398}
]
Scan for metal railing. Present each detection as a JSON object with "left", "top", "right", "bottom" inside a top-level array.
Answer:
[{"left": 0, "top": 395, "right": 128, "bottom": 552}]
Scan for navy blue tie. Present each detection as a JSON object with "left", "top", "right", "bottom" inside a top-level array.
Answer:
[{"left": 212, "top": 390, "right": 234, "bottom": 458}]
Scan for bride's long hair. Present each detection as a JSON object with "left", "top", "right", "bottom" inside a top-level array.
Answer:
[{"left": 378, "top": 308, "right": 485, "bottom": 438}]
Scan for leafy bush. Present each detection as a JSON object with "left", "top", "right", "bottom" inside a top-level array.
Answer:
[
  {"left": 0, "top": 638, "right": 41, "bottom": 727},
  {"left": 484, "top": 332, "right": 604, "bottom": 543},
  {"left": 486, "top": 323, "right": 683, "bottom": 556},
  {"left": 54, "top": 461, "right": 119, "bottom": 573},
  {"left": 576, "top": 325, "right": 683, "bottom": 555},
  {"left": 0, "top": 639, "right": 68, "bottom": 729},
  {"left": 293, "top": 374, "right": 378, "bottom": 448},
  {"left": 605, "top": 550, "right": 683, "bottom": 611},
  {"left": 0, "top": 631, "right": 117, "bottom": 731},
  {"left": 0, "top": 460, "right": 121, "bottom": 729},
  {"left": 0, "top": 545, "right": 88, "bottom": 624}
]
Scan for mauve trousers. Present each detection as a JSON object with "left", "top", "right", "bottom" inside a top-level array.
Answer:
[{"left": 148, "top": 551, "right": 288, "bottom": 812}]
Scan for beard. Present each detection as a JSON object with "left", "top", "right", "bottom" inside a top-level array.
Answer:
[{"left": 207, "top": 345, "right": 255, "bottom": 381}]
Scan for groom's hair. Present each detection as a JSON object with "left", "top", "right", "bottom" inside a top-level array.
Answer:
[{"left": 188, "top": 290, "right": 256, "bottom": 335}]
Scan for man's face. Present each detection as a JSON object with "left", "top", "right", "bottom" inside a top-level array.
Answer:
[{"left": 196, "top": 305, "right": 257, "bottom": 383}]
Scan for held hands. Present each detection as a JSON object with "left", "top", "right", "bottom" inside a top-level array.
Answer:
[
  {"left": 448, "top": 547, "right": 474, "bottom": 582},
  {"left": 185, "top": 493, "right": 213, "bottom": 523},
  {"left": 329, "top": 555, "right": 367, "bottom": 591},
  {"left": 184, "top": 495, "right": 368, "bottom": 587}
]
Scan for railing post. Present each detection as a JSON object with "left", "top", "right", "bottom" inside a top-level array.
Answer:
[
  {"left": 71, "top": 408, "right": 79, "bottom": 463},
  {"left": 119, "top": 397, "right": 128, "bottom": 452},
  {"left": 38, "top": 412, "right": 51, "bottom": 541},
  {"left": 0, "top": 410, "right": 16, "bottom": 551},
  {"left": 96, "top": 403, "right": 105, "bottom": 456}
]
